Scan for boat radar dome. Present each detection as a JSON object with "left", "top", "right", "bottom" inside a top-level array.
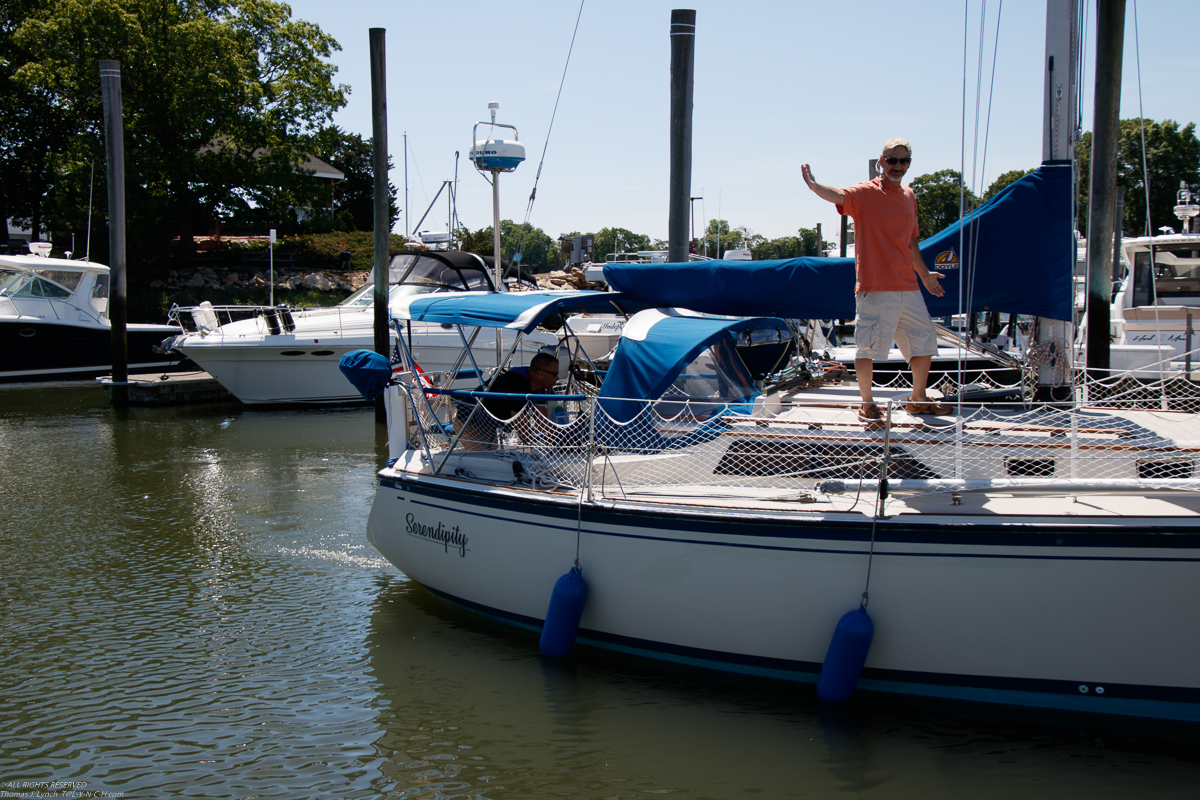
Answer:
[{"left": 469, "top": 101, "right": 525, "bottom": 173}]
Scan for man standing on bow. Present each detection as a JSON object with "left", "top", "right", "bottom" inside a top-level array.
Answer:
[{"left": 801, "top": 137, "right": 951, "bottom": 420}]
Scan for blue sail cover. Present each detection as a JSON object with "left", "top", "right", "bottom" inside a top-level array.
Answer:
[{"left": 604, "top": 161, "right": 1074, "bottom": 321}]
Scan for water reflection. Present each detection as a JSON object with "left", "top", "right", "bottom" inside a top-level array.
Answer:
[
  {"left": 364, "top": 579, "right": 1200, "bottom": 799},
  {"left": 0, "top": 383, "right": 1197, "bottom": 799}
]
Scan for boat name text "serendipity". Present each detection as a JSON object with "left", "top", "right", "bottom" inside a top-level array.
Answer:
[{"left": 406, "top": 513, "right": 468, "bottom": 557}]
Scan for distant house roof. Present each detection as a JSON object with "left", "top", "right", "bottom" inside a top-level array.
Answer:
[
  {"left": 296, "top": 153, "right": 344, "bottom": 182},
  {"left": 199, "top": 137, "right": 344, "bottom": 182}
]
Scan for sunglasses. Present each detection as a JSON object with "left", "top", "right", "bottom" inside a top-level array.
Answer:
[
  {"left": 533, "top": 367, "right": 559, "bottom": 377},
  {"left": 882, "top": 157, "right": 912, "bottom": 165}
]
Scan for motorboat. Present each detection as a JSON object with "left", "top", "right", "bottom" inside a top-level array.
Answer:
[
  {"left": 160, "top": 250, "right": 561, "bottom": 405},
  {"left": 1094, "top": 230, "right": 1200, "bottom": 376},
  {"left": 363, "top": 283, "right": 1200, "bottom": 722},
  {"left": 0, "top": 247, "right": 183, "bottom": 382}
]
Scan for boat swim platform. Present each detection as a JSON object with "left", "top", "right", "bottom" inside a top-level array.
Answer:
[{"left": 96, "top": 370, "right": 235, "bottom": 406}]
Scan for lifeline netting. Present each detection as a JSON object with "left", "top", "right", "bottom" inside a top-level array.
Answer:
[{"left": 396, "top": 380, "right": 1200, "bottom": 500}]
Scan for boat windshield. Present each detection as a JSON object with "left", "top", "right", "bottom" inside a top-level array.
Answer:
[
  {"left": 0, "top": 269, "right": 73, "bottom": 299},
  {"left": 1131, "top": 242, "right": 1200, "bottom": 306},
  {"left": 655, "top": 338, "right": 756, "bottom": 416},
  {"left": 0, "top": 269, "right": 26, "bottom": 294},
  {"left": 339, "top": 253, "right": 493, "bottom": 307},
  {"left": 30, "top": 269, "right": 84, "bottom": 292}
]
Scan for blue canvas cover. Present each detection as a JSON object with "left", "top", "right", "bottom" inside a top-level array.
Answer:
[
  {"left": 597, "top": 310, "right": 771, "bottom": 423},
  {"left": 604, "top": 161, "right": 1074, "bottom": 321},
  {"left": 392, "top": 290, "right": 631, "bottom": 333},
  {"left": 339, "top": 349, "right": 392, "bottom": 401}
]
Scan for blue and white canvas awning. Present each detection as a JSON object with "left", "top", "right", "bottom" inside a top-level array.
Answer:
[
  {"left": 597, "top": 309, "right": 775, "bottom": 421},
  {"left": 391, "top": 290, "right": 633, "bottom": 334}
]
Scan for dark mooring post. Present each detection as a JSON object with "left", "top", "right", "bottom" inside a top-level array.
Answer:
[
  {"left": 667, "top": 9, "right": 695, "bottom": 264},
  {"left": 1085, "top": 0, "right": 1126, "bottom": 377},
  {"left": 370, "top": 28, "right": 389, "bottom": 422},
  {"left": 100, "top": 59, "right": 128, "bottom": 408}
]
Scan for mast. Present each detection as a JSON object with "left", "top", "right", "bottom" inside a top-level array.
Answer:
[{"left": 1035, "top": 0, "right": 1081, "bottom": 401}]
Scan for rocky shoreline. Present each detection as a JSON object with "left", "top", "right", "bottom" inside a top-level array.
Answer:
[{"left": 149, "top": 266, "right": 369, "bottom": 294}]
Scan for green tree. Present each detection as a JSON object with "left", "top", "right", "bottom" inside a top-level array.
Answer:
[
  {"left": 10, "top": 0, "right": 347, "bottom": 268},
  {"left": 309, "top": 126, "right": 398, "bottom": 232},
  {"left": 1076, "top": 119, "right": 1200, "bottom": 236},
  {"left": 592, "top": 227, "right": 652, "bottom": 261},
  {"left": 699, "top": 219, "right": 763, "bottom": 258},
  {"left": 502, "top": 220, "right": 561, "bottom": 272},
  {"left": 455, "top": 225, "right": 492, "bottom": 255},
  {"left": 983, "top": 168, "right": 1035, "bottom": 202},
  {"left": 910, "top": 170, "right": 979, "bottom": 237},
  {"left": 458, "top": 220, "right": 563, "bottom": 274},
  {"left": 752, "top": 237, "right": 799, "bottom": 261},
  {"left": 750, "top": 228, "right": 834, "bottom": 261},
  {"left": 0, "top": 0, "right": 74, "bottom": 245}
]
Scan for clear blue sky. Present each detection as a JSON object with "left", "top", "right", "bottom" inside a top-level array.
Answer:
[{"left": 286, "top": 0, "right": 1198, "bottom": 248}]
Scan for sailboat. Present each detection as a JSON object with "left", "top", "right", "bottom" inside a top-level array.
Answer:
[{"left": 360, "top": 1, "right": 1200, "bottom": 720}]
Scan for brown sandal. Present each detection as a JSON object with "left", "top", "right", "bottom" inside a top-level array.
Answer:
[
  {"left": 858, "top": 402, "right": 883, "bottom": 422},
  {"left": 905, "top": 396, "right": 952, "bottom": 415}
]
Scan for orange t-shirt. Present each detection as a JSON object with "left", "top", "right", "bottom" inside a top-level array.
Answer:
[{"left": 837, "top": 178, "right": 921, "bottom": 292}]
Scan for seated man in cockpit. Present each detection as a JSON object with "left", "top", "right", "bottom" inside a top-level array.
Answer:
[{"left": 456, "top": 353, "right": 561, "bottom": 450}]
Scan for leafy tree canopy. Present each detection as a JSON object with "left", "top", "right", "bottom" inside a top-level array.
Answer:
[
  {"left": 458, "top": 220, "right": 563, "bottom": 273},
  {"left": 307, "top": 126, "right": 398, "bottom": 233},
  {"left": 751, "top": 228, "right": 834, "bottom": 261},
  {"left": 5, "top": 0, "right": 347, "bottom": 266},
  {"left": 1076, "top": 118, "right": 1200, "bottom": 236},
  {"left": 591, "top": 227, "right": 652, "bottom": 261},
  {"left": 698, "top": 219, "right": 764, "bottom": 259},
  {"left": 910, "top": 170, "right": 979, "bottom": 237}
]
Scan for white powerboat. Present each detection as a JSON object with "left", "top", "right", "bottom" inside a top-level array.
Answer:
[
  {"left": 364, "top": 285, "right": 1200, "bottom": 722},
  {"left": 1099, "top": 230, "right": 1200, "bottom": 375},
  {"left": 0, "top": 248, "right": 182, "bottom": 382},
  {"left": 161, "top": 250, "right": 560, "bottom": 405}
]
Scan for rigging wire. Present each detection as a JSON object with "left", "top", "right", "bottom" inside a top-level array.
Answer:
[
  {"left": 1073, "top": 0, "right": 1090, "bottom": 368},
  {"left": 1132, "top": 0, "right": 1152, "bottom": 236},
  {"left": 954, "top": 0, "right": 974, "bottom": 400},
  {"left": 966, "top": 1, "right": 1006, "bottom": 331},
  {"left": 511, "top": 0, "right": 586, "bottom": 269}
]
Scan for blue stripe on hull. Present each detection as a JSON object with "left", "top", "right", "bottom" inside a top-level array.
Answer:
[
  {"left": 381, "top": 474, "right": 1200, "bottom": 556},
  {"left": 421, "top": 583, "right": 1200, "bottom": 723}
]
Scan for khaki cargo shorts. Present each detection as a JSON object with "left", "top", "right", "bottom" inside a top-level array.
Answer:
[{"left": 854, "top": 290, "right": 939, "bottom": 362}]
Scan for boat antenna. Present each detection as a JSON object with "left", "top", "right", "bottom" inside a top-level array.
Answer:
[
  {"left": 446, "top": 149, "right": 453, "bottom": 237},
  {"left": 85, "top": 160, "right": 94, "bottom": 261},
  {"left": 513, "top": 0, "right": 586, "bottom": 267},
  {"left": 404, "top": 131, "right": 409, "bottom": 238}
]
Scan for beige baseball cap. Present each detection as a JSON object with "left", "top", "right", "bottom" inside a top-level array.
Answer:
[{"left": 882, "top": 137, "right": 912, "bottom": 155}]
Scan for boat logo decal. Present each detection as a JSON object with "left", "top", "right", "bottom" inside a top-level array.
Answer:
[
  {"left": 934, "top": 248, "right": 960, "bottom": 270},
  {"left": 406, "top": 512, "right": 469, "bottom": 557}
]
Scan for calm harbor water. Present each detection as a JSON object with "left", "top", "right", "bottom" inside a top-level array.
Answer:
[{"left": 1, "top": 382, "right": 1198, "bottom": 798}]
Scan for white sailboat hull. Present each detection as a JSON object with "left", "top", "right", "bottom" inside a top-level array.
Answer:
[{"left": 368, "top": 468, "right": 1200, "bottom": 720}]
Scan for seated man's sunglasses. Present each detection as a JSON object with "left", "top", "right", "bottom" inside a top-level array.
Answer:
[{"left": 882, "top": 157, "right": 911, "bottom": 165}]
